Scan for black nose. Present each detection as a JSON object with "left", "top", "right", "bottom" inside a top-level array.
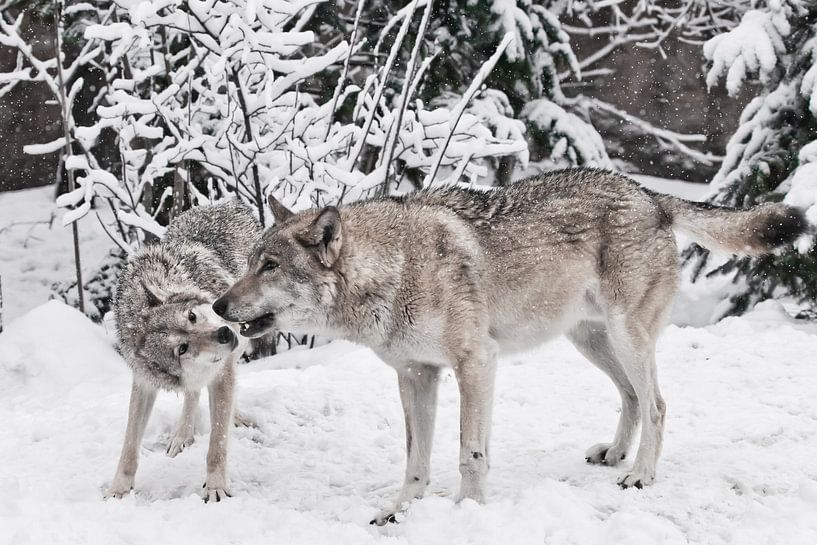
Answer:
[
  {"left": 217, "top": 326, "right": 234, "bottom": 345},
  {"left": 212, "top": 297, "right": 228, "bottom": 317}
]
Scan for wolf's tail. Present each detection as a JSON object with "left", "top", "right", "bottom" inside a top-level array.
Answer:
[{"left": 649, "top": 193, "right": 808, "bottom": 255}]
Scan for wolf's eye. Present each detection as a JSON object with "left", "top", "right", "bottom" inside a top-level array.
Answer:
[
  {"left": 178, "top": 342, "right": 189, "bottom": 356},
  {"left": 188, "top": 310, "right": 197, "bottom": 323},
  {"left": 262, "top": 260, "right": 278, "bottom": 272}
]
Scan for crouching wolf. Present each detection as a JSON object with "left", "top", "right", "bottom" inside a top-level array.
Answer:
[
  {"left": 213, "top": 168, "right": 806, "bottom": 523},
  {"left": 107, "top": 200, "right": 262, "bottom": 502}
]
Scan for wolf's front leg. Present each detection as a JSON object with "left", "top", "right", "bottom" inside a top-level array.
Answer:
[
  {"left": 167, "top": 389, "right": 201, "bottom": 457},
  {"left": 371, "top": 364, "right": 440, "bottom": 525},
  {"left": 453, "top": 343, "right": 498, "bottom": 503},
  {"left": 203, "top": 357, "right": 236, "bottom": 502},
  {"left": 105, "top": 379, "right": 157, "bottom": 499}
]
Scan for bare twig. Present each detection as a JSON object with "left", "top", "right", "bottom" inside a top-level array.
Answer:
[
  {"left": 324, "top": 0, "right": 367, "bottom": 141},
  {"left": 423, "top": 33, "right": 516, "bottom": 187},
  {"left": 54, "top": 1, "right": 84, "bottom": 314},
  {"left": 635, "top": 0, "right": 695, "bottom": 58},
  {"left": 561, "top": 20, "right": 659, "bottom": 35},
  {"left": 0, "top": 218, "right": 53, "bottom": 236},
  {"left": 579, "top": 96, "right": 720, "bottom": 164},
  {"left": 379, "top": 0, "right": 434, "bottom": 195},
  {"left": 95, "top": 212, "right": 130, "bottom": 254},
  {"left": 345, "top": 0, "right": 420, "bottom": 171},
  {"left": 231, "top": 68, "right": 265, "bottom": 227}
]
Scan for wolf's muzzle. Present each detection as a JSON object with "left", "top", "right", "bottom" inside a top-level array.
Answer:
[
  {"left": 217, "top": 326, "right": 235, "bottom": 345},
  {"left": 213, "top": 297, "right": 229, "bottom": 318}
]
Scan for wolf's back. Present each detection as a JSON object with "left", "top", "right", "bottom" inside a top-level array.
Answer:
[
  {"left": 164, "top": 200, "right": 261, "bottom": 277},
  {"left": 650, "top": 193, "right": 807, "bottom": 255}
]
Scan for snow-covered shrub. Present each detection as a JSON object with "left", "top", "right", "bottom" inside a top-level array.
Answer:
[
  {"left": 310, "top": 0, "right": 727, "bottom": 175},
  {"left": 311, "top": 0, "right": 577, "bottom": 110},
  {"left": 521, "top": 98, "right": 611, "bottom": 168},
  {"left": 3, "top": 0, "right": 736, "bottom": 248},
  {"left": 1, "top": 0, "right": 530, "bottom": 329},
  {"left": 3, "top": 0, "right": 528, "bottom": 253},
  {"left": 684, "top": 0, "right": 817, "bottom": 317},
  {"left": 53, "top": 248, "right": 126, "bottom": 322}
]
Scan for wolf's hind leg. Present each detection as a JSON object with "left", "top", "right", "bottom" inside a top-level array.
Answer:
[
  {"left": 371, "top": 364, "right": 440, "bottom": 526},
  {"left": 452, "top": 339, "right": 498, "bottom": 504},
  {"left": 567, "top": 321, "right": 638, "bottom": 467},
  {"left": 606, "top": 314, "right": 666, "bottom": 489},
  {"left": 167, "top": 390, "right": 200, "bottom": 457},
  {"left": 106, "top": 379, "right": 157, "bottom": 498},
  {"left": 597, "top": 227, "right": 676, "bottom": 488}
]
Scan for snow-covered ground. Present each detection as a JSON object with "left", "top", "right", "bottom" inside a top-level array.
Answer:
[
  {"left": 630, "top": 174, "right": 709, "bottom": 202},
  {"left": 1, "top": 300, "right": 816, "bottom": 545},
  {"left": 1, "top": 182, "right": 816, "bottom": 544}
]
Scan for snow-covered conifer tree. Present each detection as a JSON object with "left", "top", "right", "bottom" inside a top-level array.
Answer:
[{"left": 685, "top": 0, "right": 817, "bottom": 316}]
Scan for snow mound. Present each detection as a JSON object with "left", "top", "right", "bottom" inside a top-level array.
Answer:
[{"left": 0, "top": 300, "right": 125, "bottom": 399}]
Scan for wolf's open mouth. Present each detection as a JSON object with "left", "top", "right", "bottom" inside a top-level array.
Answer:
[{"left": 239, "top": 313, "right": 276, "bottom": 338}]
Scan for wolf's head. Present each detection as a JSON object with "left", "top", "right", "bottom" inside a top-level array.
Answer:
[
  {"left": 213, "top": 195, "right": 342, "bottom": 338},
  {"left": 126, "top": 286, "right": 240, "bottom": 390}
]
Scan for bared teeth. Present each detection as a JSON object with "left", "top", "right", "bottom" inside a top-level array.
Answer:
[{"left": 240, "top": 322, "right": 250, "bottom": 333}]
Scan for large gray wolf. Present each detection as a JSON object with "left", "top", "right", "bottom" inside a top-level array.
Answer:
[
  {"left": 213, "top": 168, "right": 806, "bottom": 523},
  {"left": 106, "top": 200, "right": 261, "bottom": 502}
]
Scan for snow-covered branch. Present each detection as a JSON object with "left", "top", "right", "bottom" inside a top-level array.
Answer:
[
  {"left": 703, "top": 2, "right": 793, "bottom": 95},
  {"left": 580, "top": 97, "right": 720, "bottom": 165}
]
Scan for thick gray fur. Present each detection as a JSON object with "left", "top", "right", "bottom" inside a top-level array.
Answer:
[
  {"left": 214, "top": 168, "right": 806, "bottom": 523},
  {"left": 107, "top": 200, "right": 261, "bottom": 502}
]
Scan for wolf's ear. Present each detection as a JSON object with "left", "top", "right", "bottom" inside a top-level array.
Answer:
[
  {"left": 141, "top": 280, "right": 167, "bottom": 307},
  {"left": 268, "top": 194, "right": 294, "bottom": 224},
  {"left": 297, "top": 207, "right": 343, "bottom": 268}
]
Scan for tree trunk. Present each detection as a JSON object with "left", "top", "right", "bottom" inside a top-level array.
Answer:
[
  {"left": 495, "top": 155, "right": 516, "bottom": 187},
  {"left": 142, "top": 180, "right": 157, "bottom": 243}
]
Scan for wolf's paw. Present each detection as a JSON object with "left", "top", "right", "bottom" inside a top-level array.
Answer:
[
  {"left": 202, "top": 476, "right": 232, "bottom": 503},
  {"left": 166, "top": 432, "right": 194, "bottom": 458},
  {"left": 585, "top": 443, "right": 627, "bottom": 466},
  {"left": 369, "top": 510, "right": 400, "bottom": 526},
  {"left": 203, "top": 486, "right": 232, "bottom": 503},
  {"left": 233, "top": 411, "right": 257, "bottom": 429},
  {"left": 104, "top": 476, "right": 134, "bottom": 500},
  {"left": 617, "top": 468, "right": 655, "bottom": 490}
]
